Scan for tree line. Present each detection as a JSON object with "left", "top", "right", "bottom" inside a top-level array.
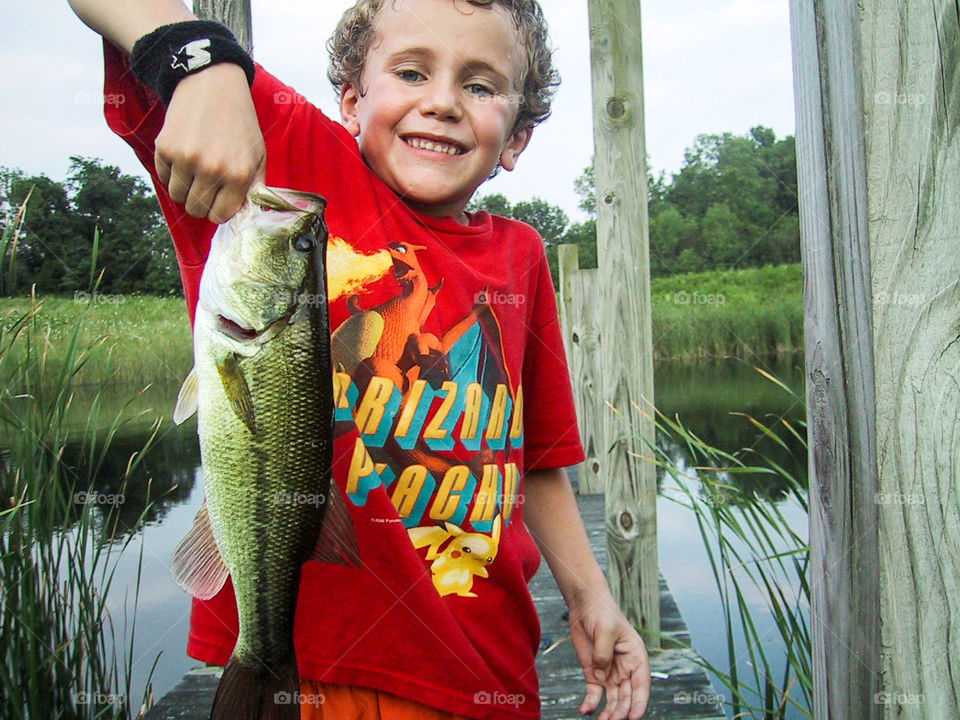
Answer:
[
  {"left": 1, "top": 126, "right": 798, "bottom": 297},
  {"left": 471, "top": 125, "right": 799, "bottom": 285},
  {"left": 0, "top": 157, "right": 179, "bottom": 297}
]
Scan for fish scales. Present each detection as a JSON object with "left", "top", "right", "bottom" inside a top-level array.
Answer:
[{"left": 197, "top": 302, "right": 329, "bottom": 666}]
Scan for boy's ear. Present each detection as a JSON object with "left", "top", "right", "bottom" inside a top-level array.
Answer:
[
  {"left": 499, "top": 125, "right": 533, "bottom": 172},
  {"left": 340, "top": 81, "right": 362, "bottom": 137}
]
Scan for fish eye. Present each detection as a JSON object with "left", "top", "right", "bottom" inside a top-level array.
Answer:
[{"left": 293, "top": 234, "right": 316, "bottom": 253}]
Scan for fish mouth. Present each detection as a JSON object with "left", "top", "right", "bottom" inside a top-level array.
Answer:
[
  {"left": 217, "top": 316, "right": 261, "bottom": 342},
  {"left": 216, "top": 313, "right": 292, "bottom": 343}
]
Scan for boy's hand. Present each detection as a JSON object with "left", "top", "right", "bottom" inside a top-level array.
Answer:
[
  {"left": 154, "top": 63, "right": 265, "bottom": 224},
  {"left": 569, "top": 592, "right": 650, "bottom": 720}
]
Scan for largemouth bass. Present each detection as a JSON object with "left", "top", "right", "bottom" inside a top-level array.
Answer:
[{"left": 171, "top": 184, "right": 358, "bottom": 720}]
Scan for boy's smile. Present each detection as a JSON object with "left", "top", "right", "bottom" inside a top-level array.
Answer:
[{"left": 339, "top": 0, "right": 532, "bottom": 223}]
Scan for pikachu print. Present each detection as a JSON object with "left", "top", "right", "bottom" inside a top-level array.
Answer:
[{"left": 408, "top": 515, "right": 503, "bottom": 597}]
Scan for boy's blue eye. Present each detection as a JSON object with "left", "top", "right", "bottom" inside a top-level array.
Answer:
[
  {"left": 466, "top": 83, "right": 495, "bottom": 97},
  {"left": 397, "top": 69, "right": 423, "bottom": 82}
]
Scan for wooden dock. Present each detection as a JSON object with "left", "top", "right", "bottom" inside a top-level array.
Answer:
[{"left": 144, "top": 492, "right": 725, "bottom": 720}]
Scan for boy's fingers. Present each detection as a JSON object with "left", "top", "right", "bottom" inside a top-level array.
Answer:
[
  {"left": 167, "top": 167, "right": 194, "bottom": 207},
  {"left": 155, "top": 153, "right": 171, "bottom": 187},
  {"left": 612, "top": 677, "right": 632, "bottom": 720},
  {"left": 598, "top": 681, "right": 619, "bottom": 720},
  {"left": 629, "top": 669, "right": 649, "bottom": 719},
  {"left": 580, "top": 681, "right": 602, "bottom": 715},
  {"left": 208, "top": 185, "right": 247, "bottom": 225},
  {"left": 184, "top": 177, "right": 217, "bottom": 219}
]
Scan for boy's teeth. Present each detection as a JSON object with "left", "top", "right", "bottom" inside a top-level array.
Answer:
[{"left": 407, "top": 137, "right": 460, "bottom": 155}]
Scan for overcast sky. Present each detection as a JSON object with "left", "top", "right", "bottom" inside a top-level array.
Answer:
[{"left": 2, "top": 0, "right": 794, "bottom": 221}]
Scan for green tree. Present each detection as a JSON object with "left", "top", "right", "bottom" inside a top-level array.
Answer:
[
  {"left": 1, "top": 168, "right": 87, "bottom": 294},
  {"left": 0, "top": 159, "right": 181, "bottom": 296},
  {"left": 572, "top": 126, "right": 800, "bottom": 275}
]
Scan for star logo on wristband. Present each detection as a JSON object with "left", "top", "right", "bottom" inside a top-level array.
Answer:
[{"left": 171, "top": 38, "right": 213, "bottom": 73}]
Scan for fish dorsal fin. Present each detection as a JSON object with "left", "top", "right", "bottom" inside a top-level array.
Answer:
[
  {"left": 217, "top": 353, "right": 255, "bottom": 433},
  {"left": 170, "top": 503, "right": 230, "bottom": 600},
  {"left": 310, "top": 483, "right": 361, "bottom": 567},
  {"left": 174, "top": 367, "right": 199, "bottom": 425}
]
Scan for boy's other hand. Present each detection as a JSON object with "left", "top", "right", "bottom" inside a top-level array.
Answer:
[
  {"left": 154, "top": 63, "right": 265, "bottom": 224},
  {"left": 569, "top": 593, "right": 650, "bottom": 720}
]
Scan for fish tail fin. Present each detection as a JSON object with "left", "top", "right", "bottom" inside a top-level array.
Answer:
[{"left": 210, "top": 657, "right": 300, "bottom": 720}]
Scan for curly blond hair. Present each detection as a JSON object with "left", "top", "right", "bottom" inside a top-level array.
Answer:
[{"left": 326, "top": 0, "right": 559, "bottom": 133}]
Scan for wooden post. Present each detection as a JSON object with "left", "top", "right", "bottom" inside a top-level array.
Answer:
[
  {"left": 792, "top": 1, "right": 960, "bottom": 718},
  {"left": 586, "top": 0, "right": 659, "bottom": 642},
  {"left": 193, "top": 0, "right": 252, "bottom": 54},
  {"left": 789, "top": 2, "right": 881, "bottom": 718},
  {"left": 558, "top": 244, "right": 605, "bottom": 494},
  {"left": 864, "top": 3, "right": 960, "bottom": 718}
]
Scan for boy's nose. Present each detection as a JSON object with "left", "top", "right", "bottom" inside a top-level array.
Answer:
[{"left": 419, "top": 81, "right": 463, "bottom": 121}]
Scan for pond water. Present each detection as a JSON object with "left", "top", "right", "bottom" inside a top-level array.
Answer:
[{"left": 14, "top": 356, "right": 809, "bottom": 718}]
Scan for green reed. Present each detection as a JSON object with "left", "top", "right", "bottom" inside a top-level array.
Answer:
[
  {"left": 1, "top": 208, "right": 163, "bottom": 719},
  {"left": 651, "top": 264, "right": 803, "bottom": 361},
  {"left": 635, "top": 367, "right": 811, "bottom": 719}
]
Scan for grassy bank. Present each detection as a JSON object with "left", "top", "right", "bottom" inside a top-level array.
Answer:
[
  {"left": 651, "top": 264, "right": 803, "bottom": 361},
  {"left": 0, "top": 294, "right": 192, "bottom": 387},
  {"left": 0, "top": 263, "right": 803, "bottom": 386}
]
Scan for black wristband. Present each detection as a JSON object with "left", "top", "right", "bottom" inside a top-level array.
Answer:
[{"left": 130, "top": 20, "right": 256, "bottom": 106}]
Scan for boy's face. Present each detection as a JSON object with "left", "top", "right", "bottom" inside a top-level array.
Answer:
[{"left": 339, "top": 0, "right": 532, "bottom": 221}]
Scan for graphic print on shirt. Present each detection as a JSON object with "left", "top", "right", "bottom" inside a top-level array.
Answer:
[{"left": 327, "top": 238, "right": 524, "bottom": 597}]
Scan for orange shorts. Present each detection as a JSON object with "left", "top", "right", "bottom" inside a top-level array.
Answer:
[{"left": 298, "top": 680, "right": 472, "bottom": 720}]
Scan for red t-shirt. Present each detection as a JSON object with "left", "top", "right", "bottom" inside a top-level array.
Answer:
[{"left": 102, "top": 43, "right": 585, "bottom": 720}]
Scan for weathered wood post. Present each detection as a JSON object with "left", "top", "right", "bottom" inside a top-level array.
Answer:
[
  {"left": 790, "top": 1, "right": 881, "bottom": 716},
  {"left": 583, "top": 0, "right": 659, "bottom": 642},
  {"left": 865, "top": 4, "right": 960, "bottom": 719},
  {"left": 791, "top": 1, "right": 960, "bottom": 718},
  {"left": 192, "top": 0, "right": 252, "bottom": 54}
]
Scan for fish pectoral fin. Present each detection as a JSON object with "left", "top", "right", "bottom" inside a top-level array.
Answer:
[
  {"left": 217, "top": 354, "right": 255, "bottom": 433},
  {"left": 310, "top": 483, "right": 361, "bottom": 567},
  {"left": 169, "top": 503, "right": 230, "bottom": 600},
  {"left": 174, "top": 367, "right": 199, "bottom": 424}
]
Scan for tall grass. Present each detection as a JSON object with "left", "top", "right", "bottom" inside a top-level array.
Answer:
[
  {"left": 635, "top": 367, "right": 811, "bottom": 719},
  {"left": 651, "top": 264, "right": 803, "bottom": 361},
  {"left": 0, "top": 206, "right": 163, "bottom": 719},
  {"left": 0, "top": 295, "right": 192, "bottom": 388}
]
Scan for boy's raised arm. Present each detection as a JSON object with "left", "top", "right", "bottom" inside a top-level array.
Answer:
[
  {"left": 68, "top": 0, "right": 265, "bottom": 223},
  {"left": 68, "top": 0, "right": 195, "bottom": 53}
]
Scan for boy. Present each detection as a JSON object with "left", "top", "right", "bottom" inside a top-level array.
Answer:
[{"left": 67, "top": 1, "right": 650, "bottom": 719}]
